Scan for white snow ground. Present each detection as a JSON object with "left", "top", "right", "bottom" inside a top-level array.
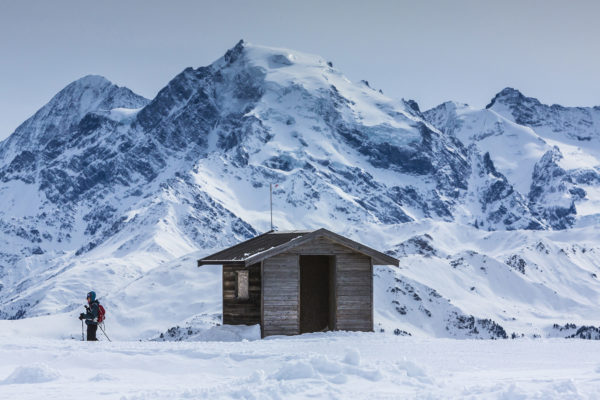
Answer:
[{"left": 0, "top": 333, "right": 599, "bottom": 399}]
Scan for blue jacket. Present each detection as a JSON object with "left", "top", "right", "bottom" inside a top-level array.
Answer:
[{"left": 81, "top": 301, "right": 99, "bottom": 325}]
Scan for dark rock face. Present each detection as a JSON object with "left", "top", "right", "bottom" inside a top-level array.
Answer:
[
  {"left": 568, "top": 326, "right": 600, "bottom": 340},
  {"left": 1, "top": 150, "right": 37, "bottom": 183},
  {"left": 136, "top": 60, "right": 266, "bottom": 153},
  {"left": 331, "top": 117, "right": 469, "bottom": 197},
  {"left": 487, "top": 87, "right": 600, "bottom": 142},
  {"left": 469, "top": 150, "right": 542, "bottom": 230},
  {"left": 506, "top": 255, "right": 527, "bottom": 274},
  {"left": 404, "top": 99, "right": 421, "bottom": 115},
  {"left": 480, "top": 152, "right": 516, "bottom": 207},
  {"left": 389, "top": 234, "right": 438, "bottom": 258},
  {"left": 529, "top": 147, "right": 577, "bottom": 229},
  {"left": 322, "top": 88, "right": 471, "bottom": 221},
  {"left": 486, "top": 88, "right": 528, "bottom": 111},
  {"left": 450, "top": 312, "right": 508, "bottom": 339}
]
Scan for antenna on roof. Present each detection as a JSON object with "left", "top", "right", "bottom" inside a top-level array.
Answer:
[
  {"left": 270, "top": 183, "right": 273, "bottom": 231},
  {"left": 270, "top": 183, "right": 278, "bottom": 232}
]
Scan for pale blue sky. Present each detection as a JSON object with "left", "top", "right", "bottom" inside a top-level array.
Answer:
[{"left": 1, "top": 0, "right": 599, "bottom": 140}]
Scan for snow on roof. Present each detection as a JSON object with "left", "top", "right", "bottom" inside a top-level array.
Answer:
[
  {"left": 197, "top": 230, "right": 311, "bottom": 264},
  {"left": 197, "top": 228, "right": 399, "bottom": 266}
]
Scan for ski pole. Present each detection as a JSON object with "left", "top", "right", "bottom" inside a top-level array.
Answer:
[
  {"left": 99, "top": 323, "right": 112, "bottom": 342},
  {"left": 81, "top": 320, "right": 84, "bottom": 341}
]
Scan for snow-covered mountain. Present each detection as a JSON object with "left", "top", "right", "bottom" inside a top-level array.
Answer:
[
  {"left": 424, "top": 90, "right": 600, "bottom": 230},
  {"left": 1, "top": 40, "right": 599, "bottom": 339}
]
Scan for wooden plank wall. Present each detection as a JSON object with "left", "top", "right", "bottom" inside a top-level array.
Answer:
[
  {"left": 291, "top": 237, "right": 373, "bottom": 332},
  {"left": 290, "top": 237, "right": 356, "bottom": 257},
  {"left": 262, "top": 236, "right": 373, "bottom": 336},
  {"left": 223, "top": 263, "right": 261, "bottom": 325},
  {"left": 335, "top": 253, "right": 373, "bottom": 332},
  {"left": 262, "top": 254, "right": 300, "bottom": 337}
]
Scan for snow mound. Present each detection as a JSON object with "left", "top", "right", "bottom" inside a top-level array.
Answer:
[
  {"left": 156, "top": 323, "right": 261, "bottom": 342},
  {"left": 310, "top": 355, "right": 343, "bottom": 375},
  {"left": 89, "top": 373, "right": 117, "bottom": 381},
  {"left": 396, "top": 357, "right": 431, "bottom": 383},
  {"left": 192, "top": 324, "right": 261, "bottom": 342},
  {"left": 270, "top": 350, "right": 382, "bottom": 383},
  {"left": 271, "top": 360, "right": 316, "bottom": 380},
  {"left": 1, "top": 363, "right": 61, "bottom": 385},
  {"left": 342, "top": 348, "right": 361, "bottom": 366}
]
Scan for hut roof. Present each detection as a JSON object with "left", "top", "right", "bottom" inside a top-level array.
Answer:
[{"left": 197, "top": 228, "right": 399, "bottom": 267}]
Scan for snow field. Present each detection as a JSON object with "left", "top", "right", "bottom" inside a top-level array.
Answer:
[
  {"left": 3, "top": 221, "right": 600, "bottom": 342},
  {"left": 1, "top": 334, "right": 600, "bottom": 399}
]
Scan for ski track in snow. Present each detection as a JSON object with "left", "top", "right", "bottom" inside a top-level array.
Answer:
[{"left": 0, "top": 334, "right": 599, "bottom": 399}]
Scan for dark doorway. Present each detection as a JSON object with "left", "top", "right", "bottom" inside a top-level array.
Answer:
[{"left": 300, "top": 255, "right": 334, "bottom": 333}]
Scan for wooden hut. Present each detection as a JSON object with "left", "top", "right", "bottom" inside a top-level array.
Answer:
[{"left": 197, "top": 228, "right": 399, "bottom": 338}]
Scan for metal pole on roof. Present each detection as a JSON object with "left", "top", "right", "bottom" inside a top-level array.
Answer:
[{"left": 270, "top": 183, "right": 273, "bottom": 231}]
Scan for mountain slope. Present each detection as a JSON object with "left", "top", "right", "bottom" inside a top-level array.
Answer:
[
  {"left": 0, "top": 41, "right": 600, "bottom": 339},
  {"left": 424, "top": 92, "right": 600, "bottom": 230}
]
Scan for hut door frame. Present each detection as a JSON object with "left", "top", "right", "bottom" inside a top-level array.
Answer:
[{"left": 299, "top": 255, "right": 336, "bottom": 333}]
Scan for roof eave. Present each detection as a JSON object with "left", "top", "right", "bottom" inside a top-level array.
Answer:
[
  {"left": 195, "top": 230, "right": 276, "bottom": 266},
  {"left": 370, "top": 255, "right": 400, "bottom": 266},
  {"left": 197, "top": 259, "right": 245, "bottom": 267},
  {"left": 242, "top": 233, "right": 313, "bottom": 266},
  {"left": 196, "top": 228, "right": 399, "bottom": 268},
  {"left": 243, "top": 228, "right": 400, "bottom": 267}
]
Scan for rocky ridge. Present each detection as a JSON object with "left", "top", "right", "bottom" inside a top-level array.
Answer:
[{"left": 1, "top": 41, "right": 600, "bottom": 338}]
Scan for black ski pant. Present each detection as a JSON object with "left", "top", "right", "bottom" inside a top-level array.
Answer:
[{"left": 87, "top": 323, "right": 98, "bottom": 341}]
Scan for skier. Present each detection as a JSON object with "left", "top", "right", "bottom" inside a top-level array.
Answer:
[{"left": 79, "top": 291, "right": 99, "bottom": 341}]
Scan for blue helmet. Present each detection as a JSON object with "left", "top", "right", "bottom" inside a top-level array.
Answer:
[{"left": 87, "top": 291, "right": 96, "bottom": 302}]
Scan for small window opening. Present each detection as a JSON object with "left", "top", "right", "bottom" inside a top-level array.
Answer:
[{"left": 236, "top": 270, "right": 249, "bottom": 300}]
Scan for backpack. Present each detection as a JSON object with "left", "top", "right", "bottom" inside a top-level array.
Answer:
[{"left": 98, "top": 304, "right": 106, "bottom": 324}]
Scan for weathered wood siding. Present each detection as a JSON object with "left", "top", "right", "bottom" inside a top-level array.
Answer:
[
  {"left": 262, "top": 254, "right": 300, "bottom": 337},
  {"left": 289, "top": 237, "right": 357, "bottom": 257},
  {"left": 267, "top": 236, "right": 373, "bottom": 334},
  {"left": 335, "top": 253, "right": 373, "bottom": 332},
  {"left": 223, "top": 263, "right": 261, "bottom": 325}
]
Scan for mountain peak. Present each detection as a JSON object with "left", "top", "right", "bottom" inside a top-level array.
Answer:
[
  {"left": 404, "top": 99, "right": 421, "bottom": 114},
  {"left": 1, "top": 74, "right": 149, "bottom": 154},
  {"left": 435, "top": 100, "right": 470, "bottom": 112},
  {"left": 70, "top": 74, "right": 113, "bottom": 87},
  {"left": 497, "top": 87, "right": 523, "bottom": 97},
  {"left": 49, "top": 75, "right": 117, "bottom": 105},
  {"left": 484, "top": 87, "right": 539, "bottom": 110},
  {"left": 45, "top": 74, "right": 149, "bottom": 119},
  {"left": 223, "top": 39, "right": 246, "bottom": 64},
  {"left": 53, "top": 74, "right": 143, "bottom": 106},
  {"left": 214, "top": 40, "right": 331, "bottom": 75},
  {"left": 423, "top": 100, "right": 470, "bottom": 121}
]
